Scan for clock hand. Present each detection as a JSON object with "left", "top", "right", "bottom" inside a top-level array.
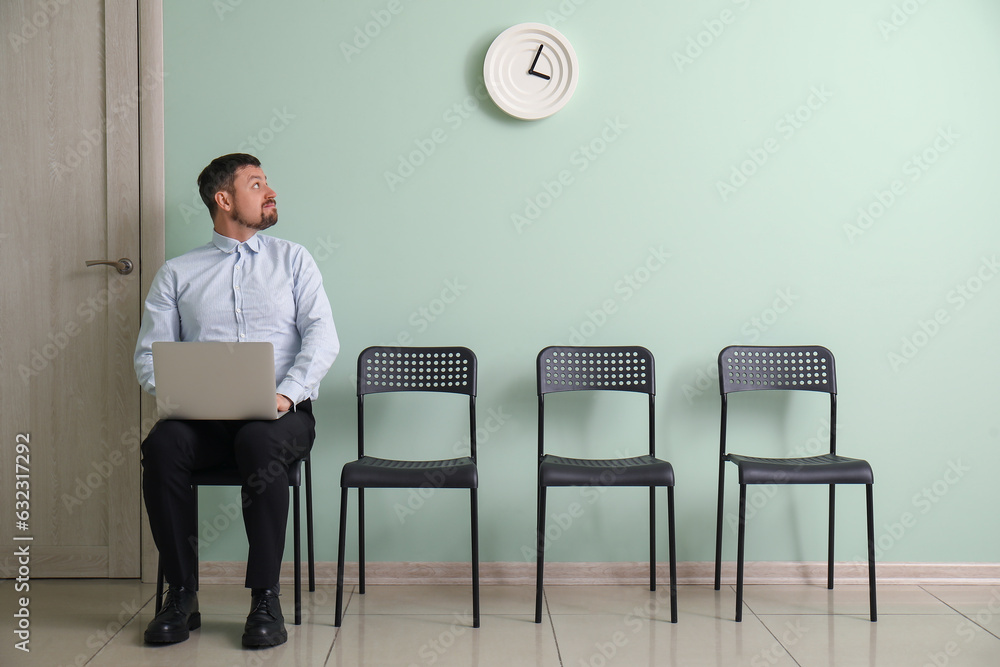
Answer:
[{"left": 528, "top": 43, "right": 551, "bottom": 80}]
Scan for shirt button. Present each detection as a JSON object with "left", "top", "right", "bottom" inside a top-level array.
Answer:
[
  {"left": 235, "top": 285, "right": 240, "bottom": 290},
  {"left": 240, "top": 334, "right": 246, "bottom": 338},
  {"left": 235, "top": 266, "right": 240, "bottom": 271},
  {"left": 236, "top": 308, "right": 242, "bottom": 314}
]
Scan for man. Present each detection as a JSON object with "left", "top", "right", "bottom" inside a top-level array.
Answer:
[{"left": 134, "top": 153, "right": 338, "bottom": 647}]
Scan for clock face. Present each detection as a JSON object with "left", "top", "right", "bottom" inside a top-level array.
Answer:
[{"left": 483, "top": 23, "right": 579, "bottom": 120}]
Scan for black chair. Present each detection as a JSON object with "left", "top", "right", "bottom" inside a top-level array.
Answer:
[
  {"left": 335, "top": 346, "right": 480, "bottom": 628},
  {"left": 155, "top": 455, "right": 314, "bottom": 625},
  {"left": 714, "top": 345, "right": 876, "bottom": 622},
  {"left": 534, "top": 346, "right": 677, "bottom": 624}
]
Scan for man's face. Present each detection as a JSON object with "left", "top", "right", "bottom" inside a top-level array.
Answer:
[{"left": 228, "top": 165, "right": 277, "bottom": 231}]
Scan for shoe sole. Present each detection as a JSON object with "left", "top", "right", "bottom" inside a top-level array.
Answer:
[
  {"left": 144, "top": 612, "right": 201, "bottom": 644},
  {"left": 242, "top": 629, "right": 288, "bottom": 648}
]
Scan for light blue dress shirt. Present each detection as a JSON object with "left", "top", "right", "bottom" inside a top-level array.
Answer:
[{"left": 134, "top": 231, "right": 339, "bottom": 405}]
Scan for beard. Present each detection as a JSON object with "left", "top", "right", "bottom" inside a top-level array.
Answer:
[{"left": 235, "top": 201, "right": 278, "bottom": 231}]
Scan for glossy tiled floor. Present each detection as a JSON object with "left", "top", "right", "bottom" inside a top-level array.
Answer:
[{"left": 2, "top": 580, "right": 999, "bottom": 666}]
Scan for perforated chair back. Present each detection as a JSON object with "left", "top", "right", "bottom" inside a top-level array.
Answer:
[
  {"left": 358, "top": 346, "right": 477, "bottom": 397},
  {"left": 537, "top": 346, "right": 654, "bottom": 395},
  {"left": 718, "top": 345, "right": 836, "bottom": 395}
]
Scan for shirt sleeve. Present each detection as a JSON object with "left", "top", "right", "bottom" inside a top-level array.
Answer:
[
  {"left": 275, "top": 247, "right": 339, "bottom": 404},
  {"left": 133, "top": 263, "right": 181, "bottom": 395}
]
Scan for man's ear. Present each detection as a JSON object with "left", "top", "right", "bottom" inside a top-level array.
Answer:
[{"left": 215, "top": 189, "right": 232, "bottom": 213}]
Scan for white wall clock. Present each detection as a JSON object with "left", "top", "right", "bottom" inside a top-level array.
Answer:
[{"left": 484, "top": 23, "right": 579, "bottom": 120}]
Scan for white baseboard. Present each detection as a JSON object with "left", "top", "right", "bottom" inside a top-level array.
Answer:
[{"left": 191, "top": 561, "right": 1000, "bottom": 587}]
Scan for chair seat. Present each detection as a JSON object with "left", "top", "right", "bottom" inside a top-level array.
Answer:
[
  {"left": 729, "top": 453, "right": 873, "bottom": 485},
  {"left": 539, "top": 454, "right": 674, "bottom": 487},
  {"left": 341, "top": 456, "right": 478, "bottom": 489},
  {"left": 192, "top": 460, "right": 303, "bottom": 487}
]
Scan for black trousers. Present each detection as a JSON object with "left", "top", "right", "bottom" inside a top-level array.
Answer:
[{"left": 141, "top": 401, "right": 315, "bottom": 590}]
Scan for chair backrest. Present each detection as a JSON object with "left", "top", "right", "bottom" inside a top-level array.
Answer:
[
  {"left": 536, "top": 346, "right": 655, "bottom": 461},
  {"left": 718, "top": 345, "right": 836, "bottom": 395},
  {"left": 356, "top": 346, "right": 478, "bottom": 460},
  {"left": 537, "top": 346, "right": 654, "bottom": 395},
  {"left": 717, "top": 345, "right": 837, "bottom": 456}
]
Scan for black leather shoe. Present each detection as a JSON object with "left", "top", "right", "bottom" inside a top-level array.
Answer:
[
  {"left": 144, "top": 586, "right": 200, "bottom": 644},
  {"left": 243, "top": 588, "right": 287, "bottom": 648}
]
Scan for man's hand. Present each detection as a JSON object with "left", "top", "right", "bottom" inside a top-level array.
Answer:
[{"left": 276, "top": 394, "right": 292, "bottom": 412}]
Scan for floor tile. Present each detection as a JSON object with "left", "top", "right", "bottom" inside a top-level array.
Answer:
[
  {"left": 89, "top": 611, "right": 339, "bottom": 667},
  {"left": 342, "top": 583, "right": 530, "bottom": 617},
  {"left": 544, "top": 583, "right": 744, "bottom": 621},
  {"left": 739, "top": 583, "right": 946, "bottom": 617},
  {"left": 551, "top": 612, "right": 798, "bottom": 667},
  {"left": 326, "top": 612, "right": 560, "bottom": 666},
  {"left": 760, "top": 613, "right": 1000, "bottom": 667},
  {"left": 8, "top": 581, "right": 1000, "bottom": 666},
  {"left": 923, "top": 585, "right": 1000, "bottom": 638},
  {"left": 0, "top": 579, "right": 154, "bottom": 667}
]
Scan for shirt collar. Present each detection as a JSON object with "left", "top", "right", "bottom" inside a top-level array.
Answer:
[{"left": 212, "top": 230, "right": 262, "bottom": 255}]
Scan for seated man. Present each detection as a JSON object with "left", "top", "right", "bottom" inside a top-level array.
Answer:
[{"left": 134, "top": 153, "right": 338, "bottom": 648}]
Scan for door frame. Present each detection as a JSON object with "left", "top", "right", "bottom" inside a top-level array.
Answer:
[{"left": 138, "top": 0, "right": 165, "bottom": 583}]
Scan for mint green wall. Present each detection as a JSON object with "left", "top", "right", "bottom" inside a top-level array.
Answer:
[{"left": 164, "top": 0, "right": 1000, "bottom": 566}]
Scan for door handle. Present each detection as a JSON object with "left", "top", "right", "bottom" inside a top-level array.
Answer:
[{"left": 85, "top": 258, "right": 134, "bottom": 275}]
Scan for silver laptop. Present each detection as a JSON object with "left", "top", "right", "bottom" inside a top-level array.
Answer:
[{"left": 152, "top": 341, "right": 286, "bottom": 420}]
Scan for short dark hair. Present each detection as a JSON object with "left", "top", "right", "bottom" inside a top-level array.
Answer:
[{"left": 197, "top": 153, "right": 261, "bottom": 218}]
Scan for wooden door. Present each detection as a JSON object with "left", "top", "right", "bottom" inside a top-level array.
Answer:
[{"left": 0, "top": 0, "right": 145, "bottom": 577}]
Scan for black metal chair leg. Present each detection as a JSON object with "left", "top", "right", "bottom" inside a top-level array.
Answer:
[
  {"left": 306, "top": 458, "right": 315, "bottom": 592},
  {"left": 534, "top": 484, "right": 546, "bottom": 624},
  {"left": 358, "top": 488, "right": 365, "bottom": 595},
  {"left": 736, "top": 484, "right": 747, "bottom": 622},
  {"left": 335, "top": 487, "right": 348, "bottom": 627},
  {"left": 828, "top": 484, "right": 836, "bottom": 590},
  {"left": 667, "top": 486, "right": 677, "bottom": 623},
  {"left": 293, "top": 485, "right": 301, "bottom": 625},
  {"left": 714, "top": 460, "right": 726, "bottom": 591},
  {"left": 867, "top": 484, "right": 877, "bottom": 622},
  {"left": 649, "top": 486, "right": 656, "bottom": 592},
  {"left": 471, "top": 488, "right": 480, "bottom": 628}
]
